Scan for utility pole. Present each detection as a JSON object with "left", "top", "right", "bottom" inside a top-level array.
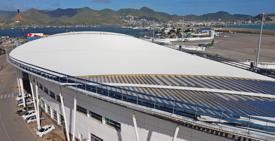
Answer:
[{"left": 255, "top": 13, "right": 264, "bottom": 68}]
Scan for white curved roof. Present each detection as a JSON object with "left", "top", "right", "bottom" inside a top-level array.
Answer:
[{"left": 10, "top": 31, "right": 274, "bottom": 81}]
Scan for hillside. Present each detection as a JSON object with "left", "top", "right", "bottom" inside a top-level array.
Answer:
[
  {"left": 118, "top": 7, "right": 180, "bottom": 22},
  {"left": 184, "top": 11, "right": 252, "bottom": 21},
  {"left": 254, "top": 13, "right": 275, "bottom": 22},
  {"left": 0, "top": 7, "right": 265, "bottom": 27}
]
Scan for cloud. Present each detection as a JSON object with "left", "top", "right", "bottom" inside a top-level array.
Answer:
[{"left": 92, "top": 0, "right": 111, "bottom": 3}]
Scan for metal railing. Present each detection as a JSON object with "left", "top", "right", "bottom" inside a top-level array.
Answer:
[
  {"left": 8, "top": 55, "right": 275, "bottom": 139},
  {"left": 8, "top": 55, "right": 237, "bottom": 118}
]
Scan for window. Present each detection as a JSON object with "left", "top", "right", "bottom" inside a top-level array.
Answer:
[
  {"left": 49, "top": 91, "right": 56, "bottom": 99},
  {"left": 47, "top": 105, "right": 51, "bottom": 114},
  {"left": 77, "top": 105, "right": 87, "bottom": 115},
  {"left": 53, "top": 110, "right": 58, "bottom": 121},
  {"left": 56, "top": 95, "right": 61, "bottom": 103},
  {"left": 60, "top": 114, "right": 65, "bottom": 126},
  {"left": 89, "top": 111, "right": 102, "bottom": 122},
  {"left": 44, "top": 87, "right": 48, "bottom": 94},
  {"left": 105, "top": 118, "right": 121, "bottom": 130},
  {"left": 91, "top": 133, "right": 103, "bottom": 141},
  {"left": 39, "top": 83, "right": 43, "bottom": 90}
]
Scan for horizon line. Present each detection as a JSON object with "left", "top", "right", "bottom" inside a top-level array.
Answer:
[{"left": 0, "top": 6, "right": 269, "bottom": 17}]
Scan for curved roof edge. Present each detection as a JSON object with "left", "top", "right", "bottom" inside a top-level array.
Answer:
[{"left": 49, "top": 31, "right": 133, "bottom": 38}]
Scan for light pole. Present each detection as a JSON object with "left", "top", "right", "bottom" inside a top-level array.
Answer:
[{"left": 255, "top": 13, "right": 264, "bottom": 68}]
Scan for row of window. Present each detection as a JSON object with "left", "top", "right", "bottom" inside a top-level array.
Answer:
[
  {"left": 77, "top": 105, "right": 121, "bottom": 130},
  {"left": 38, "top": 82, "right": 61, "bottom": 103},
  {"left": 37, "top": 81, "right": 121, "bottom": 132},
  {"left": 41, "top": 99, "right": 103, "bottom": 141},
  {"left": 32, "top": 79, "right": 105, "bottom": 141},
  {"left": 40, "top": 99, "right": 65, "bottom": 126}
]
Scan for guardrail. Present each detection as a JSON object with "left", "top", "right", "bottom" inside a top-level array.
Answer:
[
  {"left": 8, "top": 55, "right": 238, "bottom": 119},
  {"left": 8, "top": 57, "right": 237, "bottom": 118},
  {"left": 8, "top": 55, "right": 275, "bottom": 139}
]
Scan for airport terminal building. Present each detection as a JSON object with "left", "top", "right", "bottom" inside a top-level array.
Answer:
[{"left": 9, "top": 32, "right": 275, "bottom": 141}]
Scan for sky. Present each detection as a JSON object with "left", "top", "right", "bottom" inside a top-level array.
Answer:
[{"left": 0, "top": 0, "right": 274, "bottom": 16}]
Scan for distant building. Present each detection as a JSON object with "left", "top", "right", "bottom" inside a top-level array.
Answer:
[{"left": 26, "top": 33, "right": 45, "bottom": 41}]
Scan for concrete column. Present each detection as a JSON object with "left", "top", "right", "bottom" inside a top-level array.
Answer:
[
  {"left": 17, "top": 77, "right": 21, "bottom": 94},
  {"left": 132, "top": 112, "right": 140, "bottom": 141},
  {"left": 19, "top": 72, "right": 26, "bottom": 108},
  {"left": 57, "top": 113, "right": 61, "bottom": 125},
  {"left": 45, "top": 103, "right": 48, "bottom": 114},
  {"left": 29, "top": 79, "right": 38, "bottom": 129},
  {"left": 78, "top": 133, "right": 82, "bottom": 141},
  {"left": 50, "top": 108, "right": 53, "bottom": 118},
  {"left": 35, "top": 83, "right": 41, "bottom": 129},
  {"left": 16, "top": 70, "right": 21, "bottom": 95},
  {"left": 59, "top": 86, "right": 71, "bottom": 141},
  {"left": 72, "top": 95, "right": 77, "bottom": 141},
  {"left": 102, "top": 117, "right": 106, "bottom": 125},
  {"left": 172, "top": 125, "right": 180, "bottom": 141}
]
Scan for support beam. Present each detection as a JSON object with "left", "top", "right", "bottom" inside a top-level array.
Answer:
[
  {"left": 132, "top": 112, "right": 140, "bottom": 141},
  {"left": 35, "top": 83, "right": 41, "bottom": 129},
  {"left": 59, "top": 86, "right": 71, "bottom": 141},
  {"left": 19, "top": 72, "right": 26, "bottom": 108},
  {"left": 172, "top": 125, "right": 180, "bottom": 141},
  {"left": 255, "top": 13, "right": 265, "bottom": 67},
  {"left": 72, "top": 95, "right": 77, "bottom": 141},
  {"left": 16, "top": 70, "right": 21, "bottom": 95},
  {"left": 29, "top": 78, "right": 38, "bottom": 129},
  {"left": 78, "top": 134, "right": 82, "bottom": 141}
]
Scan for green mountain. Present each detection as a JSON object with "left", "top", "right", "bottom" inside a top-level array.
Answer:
[
  {"left": 0, "top": 7, "right": 259, "bottom": 27},
  {"left": 118, "top": 7, "right": 180, "bottom": 22},
  {"left": 184, "top": 11, "right": 252, "bottom": 21},
  {"left": 12, "top": 7, "right": 123, "bottom": 25},
  {"left": 254, "top": 13, "right": 275, "bottom": 22}
]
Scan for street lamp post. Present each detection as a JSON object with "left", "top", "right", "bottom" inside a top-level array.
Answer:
[{"left": 255, "top": 13, "right": 265, "bottom": 68}]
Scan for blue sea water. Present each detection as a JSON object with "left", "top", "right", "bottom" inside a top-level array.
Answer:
[
  {"left": 0, "top": 26, "right": 150, "bottom": 37},
  {"left": 228, "top": 24, "right": 275, "bottom": 30}
]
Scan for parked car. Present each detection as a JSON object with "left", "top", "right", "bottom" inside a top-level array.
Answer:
[
  {"left": 25, "top": 115, "right": 44, "bottom": 124},
  {"left": 36, "top": 125, "right": 55, "bottom": 137},
  {"left": 17, "top": 99, "right": 33, "bottom": 107},
  {"left": 22, "top": 110, "right": 36, "bottom": 120},
  {"left": 16, "top": 109, "right": 27, "bottom": 116},
  {"left": 16, "top": 93, "right": 31, "bottom": 101}
]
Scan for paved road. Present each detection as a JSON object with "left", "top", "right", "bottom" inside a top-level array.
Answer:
[{"left": 0, "top": 54, "right": 37, "bottom": 141}]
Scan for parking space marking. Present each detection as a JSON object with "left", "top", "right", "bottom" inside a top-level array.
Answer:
[{"left": 0, "top": 94, "right": 16, "bottom": 100}]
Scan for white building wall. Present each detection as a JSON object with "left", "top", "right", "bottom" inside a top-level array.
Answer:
[{"left": 34, "top": 75, "right": 231, "bottom": 141}]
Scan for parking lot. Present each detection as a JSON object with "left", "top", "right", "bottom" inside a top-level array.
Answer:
[{"left": 0, "top": 54, "right": 66, "bottom": 141}]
